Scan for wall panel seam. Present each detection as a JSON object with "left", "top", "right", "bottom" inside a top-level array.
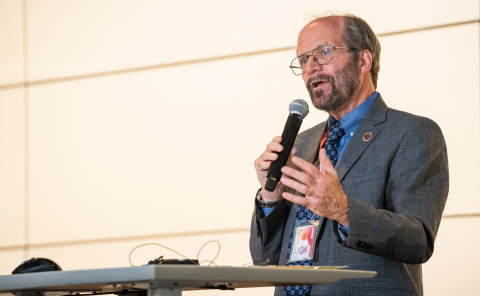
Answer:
[
  {"left": 0, "top": 227, "right": 251, "bottom": 252},
  {"left": 0, "top": 19, "right": 478, "bottom": 91},
  {"left": 22, "top": 0, "right": 30, "bottom": 261},
  {"left": 2, "top": 212, "right": 480, "bottom": 252},
  {"left": 442, "top": 213, "right": 480, "bottom": 219}
]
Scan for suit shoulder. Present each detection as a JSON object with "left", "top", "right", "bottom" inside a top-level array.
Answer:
[
  {"left": 297, "top": 121, "right": 326, "bottom": 140},
  {"left": 386, "top": 108, "right": 443, "bottom": 134}
]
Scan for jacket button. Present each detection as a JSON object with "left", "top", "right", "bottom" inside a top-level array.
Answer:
[{"left": 356, "top": 241, "right": 362, "bottom": 248}]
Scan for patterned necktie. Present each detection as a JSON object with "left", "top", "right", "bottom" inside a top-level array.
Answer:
[
  {"left": 323, "top": 122, "right": 345, "bottom": 168},
  {"left": 284, "top": 122, "right": 345, "bottom": 296}
]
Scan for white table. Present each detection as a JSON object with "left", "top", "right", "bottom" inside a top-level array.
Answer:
[{"left": 0, "top": 265, "right": 376, "bottom": 296}]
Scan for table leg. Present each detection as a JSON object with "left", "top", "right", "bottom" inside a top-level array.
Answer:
[{"left": 148, "top": 288, "right": 182, "bottom": 296}]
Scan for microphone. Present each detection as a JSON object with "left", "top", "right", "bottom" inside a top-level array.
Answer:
[{"left": 265, "top": 99, "right": 309, "bottom": 192}]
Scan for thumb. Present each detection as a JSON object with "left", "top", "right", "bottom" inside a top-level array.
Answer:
[
  {"left": 286, "top": 148, "right": 298, "bottom": 168},
  {"left": 291, "top": 147, "right": 297, "bottom": 157},
  {"left": 319, "top": 148, "right": 336, "bottom": 175}
]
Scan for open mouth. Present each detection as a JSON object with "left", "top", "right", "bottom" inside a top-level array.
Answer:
[{"left": 311, "top": 80, "right": 327, "bottom": 89}]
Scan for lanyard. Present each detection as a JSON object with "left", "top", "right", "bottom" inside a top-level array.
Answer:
[
  {"left": 317, "top": 130, "right": 328, "bottom": 169},
  {"left": 319, "top": 130, "right": 328, "bottom": 149}
]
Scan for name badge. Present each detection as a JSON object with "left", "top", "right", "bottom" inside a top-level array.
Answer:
[{"left": 289, "top": 220, "right": 319, "bottom": 262}]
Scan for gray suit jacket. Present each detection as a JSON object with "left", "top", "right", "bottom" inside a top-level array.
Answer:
[{"left": 250, "top": 94, "right": 449, "bottom": 296}]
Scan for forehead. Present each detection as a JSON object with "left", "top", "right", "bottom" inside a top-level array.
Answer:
[{"left": 297, "top": 17, "right": 345, "bottom": 56}]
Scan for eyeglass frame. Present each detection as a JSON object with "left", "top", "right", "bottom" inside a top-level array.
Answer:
[{"left": 289, "top": 45, "right": 355, "bottom": 76}]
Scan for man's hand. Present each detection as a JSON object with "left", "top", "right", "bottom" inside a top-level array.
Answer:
[
  {"left": 279, "top": 148, "right": 350, "bottom": 226},
  {"left": 254, "top": 136, "right": 297, "bottom": 202}
]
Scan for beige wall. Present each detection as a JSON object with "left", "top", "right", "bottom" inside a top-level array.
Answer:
[{"left": 0, "top": 0, "right": 479, "bottom": 295}]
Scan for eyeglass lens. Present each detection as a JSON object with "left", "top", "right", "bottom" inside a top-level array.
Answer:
[{"left": 290, "top": 46, "right": 333, "bottom": 75}]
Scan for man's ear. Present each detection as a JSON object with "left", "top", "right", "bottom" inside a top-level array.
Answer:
[{"left": 359, "top": 49, "right": 373, "bottom": 74}]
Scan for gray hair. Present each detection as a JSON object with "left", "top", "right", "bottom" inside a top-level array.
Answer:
[{"left": 341, "top": 14, "right": 381, "bottom": 89}]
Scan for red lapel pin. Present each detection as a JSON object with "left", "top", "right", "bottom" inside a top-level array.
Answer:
[{"left": 363, "top": 132, "right": 373, "bottom": 141}]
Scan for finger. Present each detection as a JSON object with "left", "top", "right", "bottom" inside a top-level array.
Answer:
[
  {"left": 290, "top": 156, "right": 322, "bottom": 179},
  {"left": 254, "top": 156, "right": 271, "bottom": 171},
  {"left": 257, "top": 160, "right": 271, "bottom": 170},
  {"left": 282, "top": 191, "right": 309, "bottom": 206},
  {"left": 266, "top": 141, "right": 283, "bottom": 153},
  {"left": 281, "top": 166, "right": 314, "bottom": 186},
  {"left": 261, "top": 152, "right": 279, "bottom": 162},
  {"left": 319, "top": 148, "right": 337, "bottom": 176},
  {"left": 272, "top": 136, "right": 282, "bottom": 143},
  {"left": 280, "top": 175, "right": 310, "bottom": 194}
]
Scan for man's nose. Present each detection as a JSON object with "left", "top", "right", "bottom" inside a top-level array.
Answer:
[{"left": 304, "top": 57, "right": 323, "bottom": 75}]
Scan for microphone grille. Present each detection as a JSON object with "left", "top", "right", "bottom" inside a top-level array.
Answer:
[{"left": 289, "top": 99, "right": 309, "bottom": 119}]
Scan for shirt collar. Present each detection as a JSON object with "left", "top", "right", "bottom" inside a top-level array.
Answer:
[{"left": 327, "top": 91, "right": 378, "bottom": 136}]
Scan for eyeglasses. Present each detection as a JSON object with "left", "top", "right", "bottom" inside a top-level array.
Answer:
[{"left": 289, "top": 45, "right": 354, "bottom": 76}]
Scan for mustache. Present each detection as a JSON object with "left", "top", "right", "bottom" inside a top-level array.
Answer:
[{"left": 306, "top": 73, "right": 335, "bottom": 90}]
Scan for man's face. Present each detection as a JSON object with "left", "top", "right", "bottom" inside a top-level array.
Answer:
[
  {"left": 306, "top": 56, "right": 360, "bottom": 112},
  {"left": 297, "top": 17, "right": 360, "bottom": 112}
]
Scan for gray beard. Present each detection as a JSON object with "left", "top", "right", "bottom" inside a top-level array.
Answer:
[{"left": 307, "top": 60, "right": 360, "bottom": 113}]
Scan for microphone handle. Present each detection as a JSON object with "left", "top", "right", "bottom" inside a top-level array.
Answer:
[{"left": 264, "top": 113, "right": 303, "bottom": 192}]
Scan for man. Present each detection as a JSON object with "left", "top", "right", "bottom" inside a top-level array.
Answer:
[{"left": 250, "top": 14, "right": 448, "bottom": 296}]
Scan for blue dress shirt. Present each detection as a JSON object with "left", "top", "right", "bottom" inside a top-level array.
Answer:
[{"left": 261, "top": 92, "right": 379, "bottom": 240}]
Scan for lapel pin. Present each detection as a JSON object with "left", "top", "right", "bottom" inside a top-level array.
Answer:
[{"left": 363, "top": 132, "right": 373, "bottom": 141}]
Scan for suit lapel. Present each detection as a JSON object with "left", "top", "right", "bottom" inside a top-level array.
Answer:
[{"left": 335, "top": 94, "right": 388, "bottom": 182}]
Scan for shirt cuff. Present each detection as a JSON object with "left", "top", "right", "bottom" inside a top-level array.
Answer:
[
  {"left": 337, "top": 224, "right": 349, "bottom": 243},
  {"left": 262, "top": 207, "right": 275, "bottom": 217}
]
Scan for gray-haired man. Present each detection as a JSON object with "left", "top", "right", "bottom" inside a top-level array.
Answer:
[{"left": 251, "top": 14, "right": 448, "bottom": 296}]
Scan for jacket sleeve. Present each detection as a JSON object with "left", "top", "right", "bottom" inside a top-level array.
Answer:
[
  {"left": 332, "top": 117, "right": 449, "bottom": 264},
  {"left": 249, "top": 197, "right": 290, "bottom": 266}
]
